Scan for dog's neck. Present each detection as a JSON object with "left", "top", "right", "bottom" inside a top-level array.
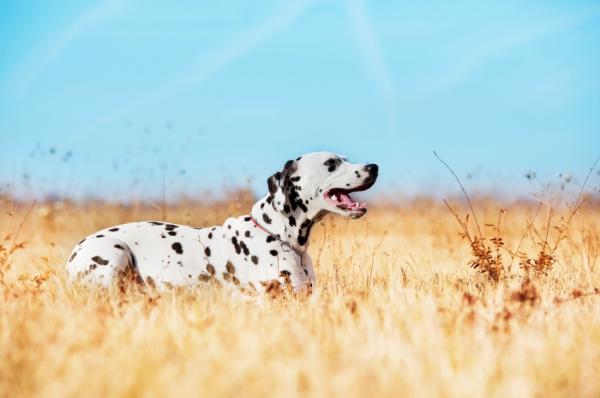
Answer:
[{"left": 249, "top": 195, "right": 325, "bottom": 253}]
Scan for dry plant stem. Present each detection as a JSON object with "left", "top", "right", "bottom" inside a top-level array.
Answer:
[
  {"left": 494, "top": 209, "right": 504, "bottom": 267},
  {"left": 444, "top": 199, "right": 502, "bottom": 282},
  {"left": 507, "top": 202, "right": 543, "bottom": 272},
  {"left": 443, "top": 200, "right": 472, "bottom": 244},
  {"left": 1, "top": 199, "right": 600, "bottom": 397},
  {"left": 1, "top": 201, "right": 36, "bottom": 270},
  {"left": 554, "top": 288, "right": 600, "bottom": 305},
  {"left": 434, "top": 151, "right": 483, "bottom": 240},
  {"left": 542, "top": 207, "right": 554, "bottom": 253},
  {"left": 366, "top": 230, "right": 389, "bottom": 289},
  {"left": 550, "top": 157, "right": 600, "bottom": 256}
]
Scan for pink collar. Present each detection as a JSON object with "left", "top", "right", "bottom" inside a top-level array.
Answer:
[{"left": 250, "top": 215, "right": 276, "bottom": 237}]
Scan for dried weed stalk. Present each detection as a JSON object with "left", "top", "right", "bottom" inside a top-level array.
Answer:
[
  {"left": 435, "top": 152, "right": 599, "bottom": 284},
  {"left": 0, "top": 201, "right": 36, "bottom": 286}
]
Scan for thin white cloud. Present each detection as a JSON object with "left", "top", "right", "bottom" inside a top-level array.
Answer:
[
  {"left": 165, "top": 0, "right": 316, "bottom": 95},
  {"left": 8, "top": 0, "right": 126, "bottom": 98},
  {"left": 423, "top": 9, "right": 600, "bottom": 95},
  {"left": 344, "top": 0, "right": 398, "bottom": 132},
  {"left": 79, "top": 0, "right": 316, "bottom": 132}
]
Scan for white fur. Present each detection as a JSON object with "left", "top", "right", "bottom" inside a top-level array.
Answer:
[{"left": 65, "top": 152, "right": 378, "bottom": 295}]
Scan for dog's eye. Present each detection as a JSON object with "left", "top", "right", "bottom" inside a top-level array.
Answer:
[
  {"left": 323, "top": 158, "right": 341, "bottom": 172},
  {"left": 324, "top": 157, "right": 342, "bottom": 165}
]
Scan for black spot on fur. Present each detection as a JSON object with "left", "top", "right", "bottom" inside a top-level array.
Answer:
[
  {"left": 108, "top": 227, "right": 119, "bottom": 232},
  {"left": 91, "top": 256, "right": 109, "bottom": 265},
  {"left": 266, "top": 235, "right": 277, "bottom": 243},
  {"left": 288, "top": 215, "right": 296, "bottom": 226},
  {"left": 324, "top": 157, "right": 341, "bottom": 172},
  {"left": 251, "top": 255, "right": 258, "bottom": 265},
  {"left": 296, "top": 219, "right": 314, "bottom": 246},
  {"left": 270, "top": 250, "right": 278, "bottom": 256},
  {"left": 245, "top": 231, "right": 251, "bottom": 238},
  {"left": 239, "top": 240, "right": 250, "bottom": 256},
  {"left": 204, "top": 246, "right": 211, "bottom": 257},
  {"left": 149, "top": 221, "right": 163, "bottom": 226},
  {"left": 165, "top": 224, "right": 178, "bottom": 231},
  {"left": 231, "top": 237, "right": 241, "bottom": 254},
  {"left": 89, "top": 264, "right": 97, "bottom": 270},
  {"left": 171, "top": 242, "right": 183, "bottom": 254},
  {"left": 96, "top": 235, "right": 105, "bottom": 238},
  {"left": 69, "top": 252, "right": 77, "bottom": 262},
  {"left": 288, "top": 187, "right": 307, "bottom": 213},
  {"left": 208, "top": 232, "right": 213, "bottom": 239},
  {"left": 260, "top": 203, "right": 265, "bottom": 209},
  {"left": 262, "top": 213, "right": 272, "bottom": 224},
  {"left": 355, "top": 170, "right": 361, "bottom": 178},
  {"left": 226, "top": 261, "right": 236, "bottom": 274},
  {"left": 280, "top": 270, "right": 291, "bottom": 277},
  {"left": 114, "top": 244, "right": 124, "bottom": 250},
  {"left": 244, "top": 216, "right": 251, "bottom": 221},
  {"left": 168, "top": 231, "right": 177, "bottom": 236},
  {"left": 78, "top": 238, "right": 86, "bottom": 245}
]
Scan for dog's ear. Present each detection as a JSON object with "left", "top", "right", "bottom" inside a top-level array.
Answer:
[
  {"left": 267, "top": 159, "right": 296, "bottom": 212},
  {"left": 267, "top": 171, "right": 282, "bottom": 196}
]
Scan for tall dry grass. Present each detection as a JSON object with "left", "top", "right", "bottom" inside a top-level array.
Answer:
[{"left": 1, "top": 192, "right": 599, "bottom": 398}]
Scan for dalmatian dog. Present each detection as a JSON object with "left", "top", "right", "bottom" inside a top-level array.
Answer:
[{"left": 66, "top": 152, "right": 378, "bottom": 295}]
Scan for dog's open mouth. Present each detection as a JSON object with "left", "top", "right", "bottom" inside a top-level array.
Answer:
[{"left": 324, "top": 180, "right": 375, "bottom": 213}]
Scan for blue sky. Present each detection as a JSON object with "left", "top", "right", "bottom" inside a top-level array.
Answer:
[{"left": 0, "top": 0, "right": 599, "bottom": 200}]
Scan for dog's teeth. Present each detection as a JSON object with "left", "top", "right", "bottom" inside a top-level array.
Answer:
[{"left": 331, "top": 195, "right": 337, "bottom": 201}]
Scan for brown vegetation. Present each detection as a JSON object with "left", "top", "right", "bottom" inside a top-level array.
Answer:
[{"left": 1, "top": 192, "right": 600, "bottom": 397}]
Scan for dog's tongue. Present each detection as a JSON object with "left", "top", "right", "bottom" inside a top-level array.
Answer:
[
  {"left": 329, "top": 190, "right": 367, "bottom": 210},
  {"left": 339, "top": 192, "right": 355, "bottom": 205}
]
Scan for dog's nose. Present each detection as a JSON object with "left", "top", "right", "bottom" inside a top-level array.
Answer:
[{"left": 364, "top": 164, "right": 379, "bottom": 175}]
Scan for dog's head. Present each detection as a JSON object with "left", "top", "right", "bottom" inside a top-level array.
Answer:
[{"left": 267, "top": 152, "right": 378, "bottom": 219}]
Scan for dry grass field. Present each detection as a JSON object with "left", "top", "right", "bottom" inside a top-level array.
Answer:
[{"left": 1, "top": 191, "right": 599, "bottom": 398}]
